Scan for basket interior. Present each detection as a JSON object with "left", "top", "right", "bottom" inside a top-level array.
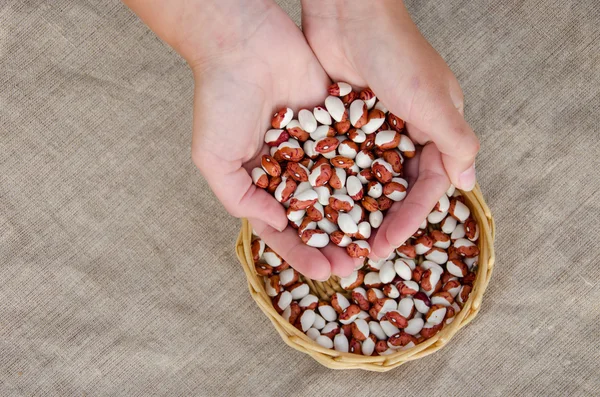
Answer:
[{"left": 236, "top": 184, "right": 495, "bottom": 371}]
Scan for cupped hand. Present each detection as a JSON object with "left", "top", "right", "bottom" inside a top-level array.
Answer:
[
  {"left": 189, "top": 4, "right": 357, "bottom": 279},
  {"left": 302, "top": 0, "right": 480, "bottom": 258}
]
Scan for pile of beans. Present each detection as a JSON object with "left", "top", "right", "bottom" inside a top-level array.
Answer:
[
  {"left": 252, "top": 187, "right": 480, "bottom": 355},
  {"left": 252, "top": 82, "right": 416, "bottom": 258}
]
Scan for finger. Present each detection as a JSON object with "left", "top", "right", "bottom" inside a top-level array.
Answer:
[
  {"left": 403, "top": 146, "right": 422, "bottom": 188},
  {"left": 367, "top": 148, "right": 420, "bottom": 260},
  {"left": 404, "top": 122, "right": 430, "bottom": 146},
  {"left": 344, "top": 4, "right": 478, "bottom": 190},
  {"left": 241, "top": 144, "right": 271, "bottom": 173},
  {"left": 371, "top": 144, "right": 450, "bottom": 258},
  {"left": 195, "top": 151, "right": 288, "bottom": 232},
  {"left": 406, "top": 107, "right": 476, "bottom": 193},
  {"left": 348, "top": 42, "right": 477, "bottom": 190},
  {"left": 320, "top": 244, "right": 360, "bottom": 278},
  {"left": 409, "top": 91, "right": 479, "bottom": 191},
  {"left": 251, "top": 218, "right": 332, "bottom": 281},
  {"left": 354, "top": 47, "right": 477, "bottom": 190},
  {"left": 448, "top": 77, "right": 465, "bottom": 116}
]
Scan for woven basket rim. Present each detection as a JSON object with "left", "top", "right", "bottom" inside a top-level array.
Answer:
[{"left": 236, "top": 184, "right": 495, "bottom": 371}]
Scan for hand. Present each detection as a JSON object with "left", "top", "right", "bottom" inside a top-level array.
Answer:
[
  {"left": 124, "top": 0, "right": 358, "bottom": 279},
  {"left": 302, "top": 0, "right": 480, "bottom": 258}
]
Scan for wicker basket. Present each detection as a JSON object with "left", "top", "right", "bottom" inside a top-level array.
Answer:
[{"left": 236, "top": 184, "right": 495, "bottom": 371}]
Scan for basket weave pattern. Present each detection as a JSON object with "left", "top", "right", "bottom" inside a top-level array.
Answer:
[{"left": 236, "top": 185, "right": 495, "bottom": 371}]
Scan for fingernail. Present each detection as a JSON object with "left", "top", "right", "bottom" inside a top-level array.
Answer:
[
  {"left": 269, "top": 219, "right": 286, "bottom": 232},
  {"left": 450, "top": 91, "right": 464, "bottom": 115},
  {"left": 316, "top": 273, "right": 331, "bottom": 282},
  {"left": 368, "top": 253, "right": 381, "bottom": 262},
  {"left": 459, "top": 164, "right": 476, "bottom": 191}
]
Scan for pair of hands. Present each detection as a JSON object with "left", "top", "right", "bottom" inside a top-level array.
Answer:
[{"left": 125, "top": 0, "right": 479, "bottom": 280}]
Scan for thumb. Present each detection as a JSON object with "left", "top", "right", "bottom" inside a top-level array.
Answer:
[
  {"left": 374, "top": 79, "right": 479, "bottom": 190},
  {"left": 353, "top": 29, "right": 479, "bottom": 190},
  {"left": 193, "top": 151, "right": 288, "bottom": 232},
  {"left": 410, "top": 90, "right": 479, "bottom": 191}
]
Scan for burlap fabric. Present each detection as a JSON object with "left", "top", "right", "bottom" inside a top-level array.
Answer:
[{"left": 1, "top": 0, "right": 598, "bottom": 395}]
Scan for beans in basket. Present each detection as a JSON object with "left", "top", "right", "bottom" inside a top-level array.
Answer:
[{"left": 252, "top": 186, "right": 480, "bottom": 356}]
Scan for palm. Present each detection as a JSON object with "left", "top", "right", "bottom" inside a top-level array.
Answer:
[
  {"left": 191, "top": 7, "right": 358, "bottom": 278},
  {"left": 192, "top": 7, "right": 328, "bottom": 168},
  {"left": 302, "top": 9, "right": 453, "bottom": 259}
]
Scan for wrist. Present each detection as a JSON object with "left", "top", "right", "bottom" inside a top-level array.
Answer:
[
  {"left": 125, "top": 0, "right": 276, "bottom": 71},
  {"left": 301, "top": 0, "right": 406, "bottom": 21},
  {"left": 180, "top": 0, "right": 277, "bottom": 70}
]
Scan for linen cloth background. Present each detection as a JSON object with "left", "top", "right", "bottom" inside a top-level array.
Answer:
[{"left": 1, "top": 0, "right": 599, "bottom": 395}]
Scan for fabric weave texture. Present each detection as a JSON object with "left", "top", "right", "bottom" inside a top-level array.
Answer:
[{"left": 0, "top": 0, "right": 599, "bottom": 395}]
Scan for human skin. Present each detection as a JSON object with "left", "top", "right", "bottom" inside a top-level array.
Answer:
[
  {"left": 123, "top": 0, "right": 358, "bottom": 280},
  {"left": 302, "top": 0, "right": 479, "bottom": 258},
  {"left": 123, "top": 0, "right": 479, "bottom": 277}
]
